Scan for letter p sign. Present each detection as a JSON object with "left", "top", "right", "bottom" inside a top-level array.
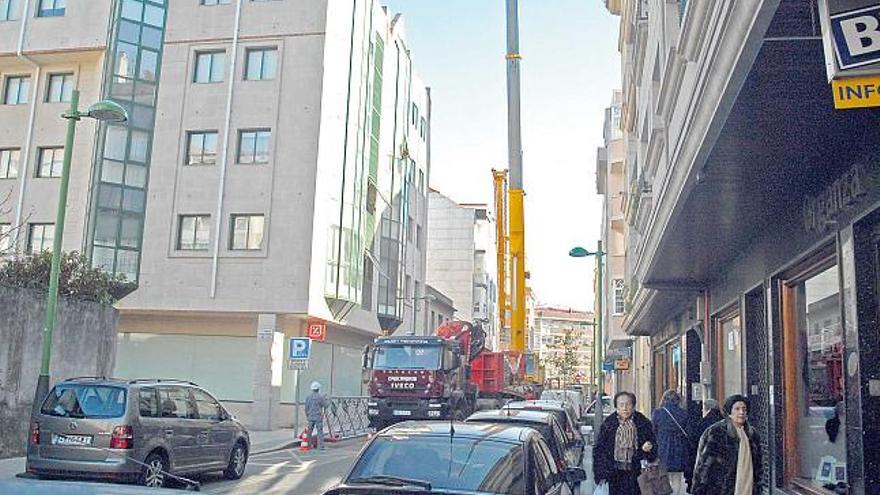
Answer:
[{"left": 831, "top": 6, "right": 880, "bottom": 69}]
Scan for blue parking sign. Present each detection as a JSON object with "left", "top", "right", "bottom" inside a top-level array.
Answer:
[
  {"left": 830, "top": 5, "right": 880, "bottom": 69},
  {"left": 289, "top": 338, "right": 311, "bottom": 359}
]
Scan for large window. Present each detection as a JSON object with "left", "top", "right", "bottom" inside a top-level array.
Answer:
[
  {"left": 37, "top": 147, "right": 63, "bottom": 178},
  {"left": 781, "top": 262, "right": 846, "bottom": 490},
  {"left": 613, "top": 278, "right": 625, "bottom": 315},
  {"left": 46, "top": 73, "right": 74, "bottom": 103},
  {"left": 194, "top": 51, "right": 225, "bottom": 83},
  {"left": 177, "top": 215, "right": 211, "bottom": 251},
  {"left": 245, "top": 48, "right": 277, "bottom": 81},
  {"left": 3, "top": 76, "right": 29, "bottom": 105},
  {"left": 713, "top": 308, "right": 743, "bottom": 399},
  {"left": 0, "top": 148, "right": 19, "bottom": 179},
  {"left": 36, "top": 0, "right": 63, "bottom": 17},
  {"left": 186, "top": 131, "right": 218, "bottom": 165},
  {"left": 230, "top": 214, "right": 264, "bottom": 250},
  {"left": 28, "top": 224, "right": 54, "bottom": 253},
  {"left": 1, "top": 0, "right": 20, "bottom": 21},
  {"left": 237, "top": 129, "right": 270, "bottom": 164}
]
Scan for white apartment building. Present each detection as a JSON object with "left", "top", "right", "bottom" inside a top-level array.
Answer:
[
  {"left": 426, "top": 190, "right": 498, "bottom": 348},
  {"left": 534, "top": 306, "right": 594, "bottom": 385}
]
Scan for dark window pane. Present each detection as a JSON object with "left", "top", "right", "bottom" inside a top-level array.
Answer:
[
  {"left": 115, "top": 42, "right": 138, "bottom": 79},
  {"left": 141, "top": 25, "right": 163, "bottom": 50},
  {"left": 138, "top": 49, "right": 158, "bottom": 82},
  {"left": 94, "top": 210, "right": 120, "bottom": 245},
  {"left": 101, "top": 159, "right": 124, "bottom": 184},
  {"left": 122, "top": 188, "right": 145, "bottom": 212},
  {"left": 124, "top": 163, "right": 147, "bottom": 188},
  {"left": 118, "top": 20, "right": 140, "bottom": 44}
]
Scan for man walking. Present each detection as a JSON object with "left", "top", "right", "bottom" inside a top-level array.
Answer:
[{"left": 305, "top": 381, "right": 329, "bottom": 450}]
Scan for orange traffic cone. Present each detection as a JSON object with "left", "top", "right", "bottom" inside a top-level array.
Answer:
[{"left": 298, "top": 430, "right": 310, "bottom": 452}]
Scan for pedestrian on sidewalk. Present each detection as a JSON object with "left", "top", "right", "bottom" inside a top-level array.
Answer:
[
  {"left": 652, "top": 390, "right": 690, "bottom": 495},
  {"left": 305, "top": 381, "right": 330, "bottom": 450},
  {"left": 697, "top": 399, "right": 724, "bottom": 438},
  {"left": 691, "top": 394, "right": 762, "bottom": 495},
  {"left": 592, "top": 391, "right": 657, "bottom": 495}
]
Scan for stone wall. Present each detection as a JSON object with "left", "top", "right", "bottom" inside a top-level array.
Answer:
[{"left": 0, "top": 285, "right": 118, "bottom": 459}]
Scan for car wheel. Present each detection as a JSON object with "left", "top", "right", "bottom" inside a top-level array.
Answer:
[
  {"left": 140, "top": 452, "right": 168, "bottom": 488},
  {"left": 223, "top": 442, "right": 248, "bottom": 480}
]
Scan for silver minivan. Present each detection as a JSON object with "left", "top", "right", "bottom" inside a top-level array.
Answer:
[{"left": 26, "top": 378, "right": 250, "bottom": 489}]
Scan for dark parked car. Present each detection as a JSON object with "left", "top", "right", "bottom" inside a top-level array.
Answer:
[
  {"left": 323, "top": 421, "right": 586, "bottom": 495},
  {"left": 466, "top": 409, "right": 583, "bottom": 491},
  {"left": 27, "top": 378, "right": 249, "bottom": 489},
  {"left": 501, "top": 400, "right": 585, "bottom": 465}
]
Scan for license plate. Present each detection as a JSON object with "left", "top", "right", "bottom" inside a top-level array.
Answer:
[
  {"left": 52, "top": 434, "right": 93, "bottom": 446},
  {"left": 393, "top": 410, "right": 412, "bottom": 416}
]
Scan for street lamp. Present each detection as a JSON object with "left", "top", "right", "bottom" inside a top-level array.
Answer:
[
  {"left": 569, "top": 241, "right": 605, "bottom": 431},
  {"left": 34, "top": 89, "right": 128, "bottom": 410}
]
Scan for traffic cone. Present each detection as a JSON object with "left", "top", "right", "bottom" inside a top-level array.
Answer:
[{"left": 298, "top": 430, "right": 310, "bottom": 452}]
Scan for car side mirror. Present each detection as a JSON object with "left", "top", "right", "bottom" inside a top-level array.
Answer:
[{"left": 565, "top": 467, "right": 587, "bottom": 484}]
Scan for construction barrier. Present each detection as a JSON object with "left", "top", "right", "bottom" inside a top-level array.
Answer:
[{"left": 324, "top": 396, "right": 371, "bottom": 439}]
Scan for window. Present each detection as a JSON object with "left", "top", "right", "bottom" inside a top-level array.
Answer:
[
  {"left": 613, "top": 279, "right": 625, "bottom": 315},
  {"left": 0, "top": 148, "right": 19, "bottom": 179},
  {"left": 45, "top": 73, "right": 73, "bottom": 103},
  {"left": 407, "top": 216, "right": 413, "bottom": 242},
  {"left": 418, "top": 169, "right": 425, "bottom": 192},
  {"left": 366, "top": 182, "right": 377, "bottom": 214},
  {"left": 0, "top": 223, "right": 11, "bottom": 252},
  {"left": 37, "top": 0, "right": 63, "bottom": 17},
  {"left": 186, "top": 131, "right": 218, "bottom": 165},
  {"left": 4, "top": 76, "right": 29, "bottom": 105},
  {"left": 192, "top": 389, "right": 222, "bottom": 421},
  {"left": 230, "top": 214, "right": 264, "bottom": 250},
  {"left": 712, "top": 308, "right": 743, "bottom": 399},
  {"left": 411, "top": 102, "right": 418, "bottom": 126},
  {"left": 200, "top": 0, "right": 230, "bottom": 4},
  {"left": 138, "top": 388, "right": 159, "bottom": 418},
  {"left": 157, "top": 387, "right": 195, "bottom": 419},
  {"left": 1, "top": 0, "right": 20, "bottom": 21},
  {"left": 245, "top": 47, "right": 277, "bottom": 80},
  {"left": 416, "top": 224, "right": 423, "bottom": 250},
  {"left": 177, "top": 215, "right": 211, "bottom": 251},
  {"left": 237, "top": 129, "right": 270, "bottom": 164},
  {"left": 194, "top": 51, "right": 225, "bottom": 83},
  {"left": 28, "top": 223, "right": 54, "bottom": 253},
  {"left": 405, "top": 274, "right": 411, "bottom": 299},
  {"left": 420, "top": 117, "right": 426, "bottom": 139},
  {"left": 37, "top": 147, "right": 63, "bottom": 178}
]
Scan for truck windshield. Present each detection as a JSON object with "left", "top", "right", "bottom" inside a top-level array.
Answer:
[{"left": 373, "top": 345, "right": 442, "bottom": 370}]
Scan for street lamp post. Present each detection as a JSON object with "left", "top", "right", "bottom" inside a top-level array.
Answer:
[
  {"left": 33, "top": 89, "right": 128, "bottom": 410},
  {"left": 569, "top": 242, "right": 605, "bottom": 431}
]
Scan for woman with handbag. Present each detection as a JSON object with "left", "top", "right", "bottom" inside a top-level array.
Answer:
[
  {"left": 691, "top": 395, "right": 763, "bottom": 495},
  {"left": 592, "top": 391, "right": 657, "bottom": 494},
  {"left": 651, "top": 390, "right": 690, "bottom": 495}
]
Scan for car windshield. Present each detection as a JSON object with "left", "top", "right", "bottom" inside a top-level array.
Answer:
[
  {"left": 41, "top": 384, "right": 127, "bottom": 419},
  {"left": 349, "top": 435, "right": 525, "bottom": 494},
  {"left": 373, "top": 345, "right": 442, "bottom": 370}
]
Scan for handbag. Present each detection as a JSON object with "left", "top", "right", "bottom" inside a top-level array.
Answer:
[
  {"left": 638, "top": 462, "right": 674, "bottom": 495},
  {"left": 592, "top": 481, "right": 609, "bottom": 495}
]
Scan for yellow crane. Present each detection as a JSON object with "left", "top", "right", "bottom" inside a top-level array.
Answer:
[{"left": 492, "top": 169, "right": 510, "bottom": 344}]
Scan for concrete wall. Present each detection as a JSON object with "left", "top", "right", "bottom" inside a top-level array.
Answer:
[{"left": 0, "top": 286, "right": 118, "bottom": 459}]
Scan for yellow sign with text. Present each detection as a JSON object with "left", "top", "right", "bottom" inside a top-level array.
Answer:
[{"left": 832, "top": 76, "right": 880, "bottom": 109}]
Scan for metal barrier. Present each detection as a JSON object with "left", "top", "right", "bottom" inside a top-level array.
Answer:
[{"left": 324, "top": 396, "right": 370, "bottom": 439}]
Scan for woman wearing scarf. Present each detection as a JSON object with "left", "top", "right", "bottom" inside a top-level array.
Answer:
[
  {"left": 593, "top": 391, "right": 657, "bottom": 494},
  {"left": 691, "top": 394, "right": 763, "bottom": 495}
]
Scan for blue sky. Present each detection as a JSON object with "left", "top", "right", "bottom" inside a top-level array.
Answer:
[{"left": 383, "top": 0, "right": 621, "bottom": 310}]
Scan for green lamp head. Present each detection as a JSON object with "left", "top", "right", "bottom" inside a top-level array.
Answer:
[
  {"left": 86, "top": 100, "right": 128, "bottom": 123},
  {"left": 569, "top": 246, "right": 590, "bottom": 258}
]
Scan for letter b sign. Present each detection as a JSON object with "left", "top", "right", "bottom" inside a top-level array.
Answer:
[{"left": 831, "top": 7, "right": 880, "bottom": 69}]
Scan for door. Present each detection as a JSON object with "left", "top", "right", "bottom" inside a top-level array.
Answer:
[
  {"left": 157, "top": 386, "right": 200, "bottom": 470},
  {"left": 530, "top": 438, "right": 564, "bottom": 495},
  {"left": 192, "top": 388, "right": 233, "bottom": 466}
]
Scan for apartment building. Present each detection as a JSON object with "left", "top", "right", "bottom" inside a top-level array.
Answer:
[
  {"left": 425, "top": 190, "right": 498, "bottom": 348},
  {"left": 607, "top": 0, "right": 880, "bottom": 492},
  {"left": 534, "top": 306, "right": 594, "bottom": 386},
  {"left": 0, "top": 0, "right": 431, "bottom": 431}
]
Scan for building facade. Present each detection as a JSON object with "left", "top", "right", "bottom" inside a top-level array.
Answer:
[
  {"left": 0, "top": 0, "right": 431, "bottom": 431},
  {"left": 425, "top": 190, "right": 498, "bottom": 348},
  {"left": 608, "top": 0, "right": 880, "bottom": 492},
  {"left": 534, "top": 306, "right": 594, "bottom": 386}
]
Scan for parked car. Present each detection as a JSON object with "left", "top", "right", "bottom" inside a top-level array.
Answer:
[
  {"left": 27, "top": 377, "right": 250, "bottom": 489},
  {"left": 466, "top": 408, "right": 583, "bottom": 490},
  {"left": 323, "top": 421, "right": 586, "bottom": 495},
  {"left": 498, "top": 400, "right": 584, "bottom": 466},
  {"left": 539, "top": 389, "right": 586, "bottom": 420}
]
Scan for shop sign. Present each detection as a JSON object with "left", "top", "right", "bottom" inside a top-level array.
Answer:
[
  {"left": 803, "top": 164, "right": 867, "bottom": 233},
  {"left": 307, "top": 318, "right": 327, "bottom": 342},
  {"left": 613, "top": 358, "right": 631, "bottom": 371},
  {"left": 819, "top": 1, "right": 880, "bottom": 108}
]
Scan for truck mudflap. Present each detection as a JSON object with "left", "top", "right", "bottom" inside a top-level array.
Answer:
[{"left": 367, "top": 398, "right": 449, "bottom": 427}]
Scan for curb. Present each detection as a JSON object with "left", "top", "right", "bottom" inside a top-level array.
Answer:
[{"left": 252, "top": 433, "right": 369, "bottom": 456}]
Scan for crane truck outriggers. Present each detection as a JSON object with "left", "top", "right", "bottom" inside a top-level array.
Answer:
[{"left": 363, "top": 320, "right": 535, "bottom": 430}]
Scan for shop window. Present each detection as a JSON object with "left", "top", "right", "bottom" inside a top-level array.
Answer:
[
  {"left": 781, "top": 262, "right": 846, "bottom": 491},
  {"left": 712, "top": 307, "right": 743, "bottom": 399}
]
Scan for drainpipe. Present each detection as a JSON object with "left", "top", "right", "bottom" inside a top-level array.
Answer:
[
  {"left": 12, "top": 0, "right": 41, "bottom": 256},
  {"left": 209, "top": 0, "right": 244, "bottom": 298}
]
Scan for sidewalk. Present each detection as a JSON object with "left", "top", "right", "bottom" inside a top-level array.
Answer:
[{"left": 0, "top": 457, "right": 24, "bottom": 480}]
